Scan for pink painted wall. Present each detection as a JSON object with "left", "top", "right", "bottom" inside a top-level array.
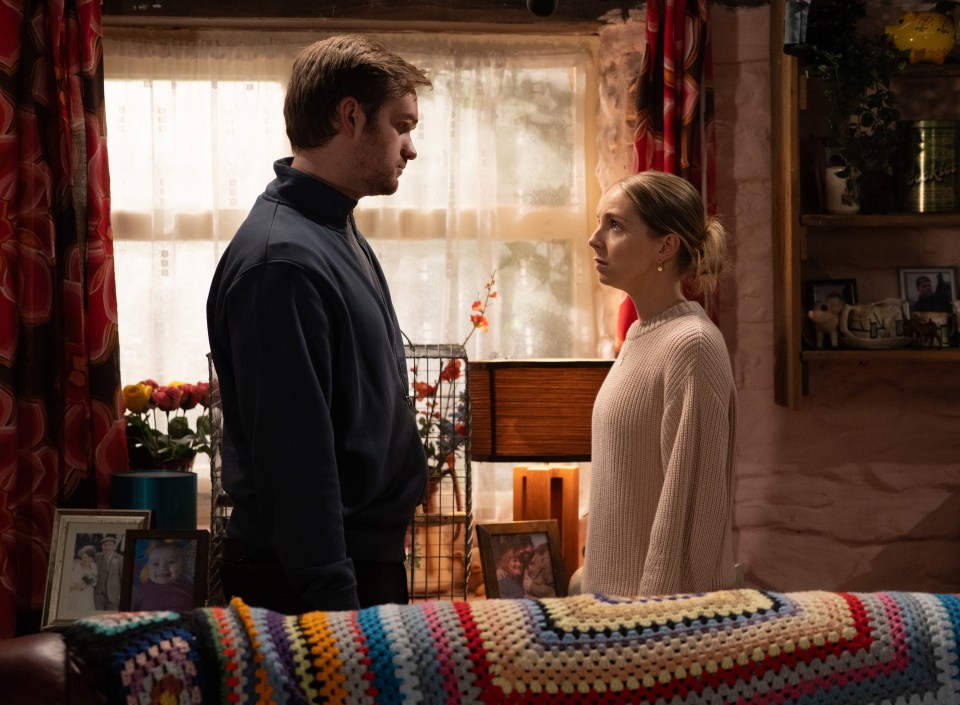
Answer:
[{"left": 599, "top": 6, "right": 960, "bottom": 593}]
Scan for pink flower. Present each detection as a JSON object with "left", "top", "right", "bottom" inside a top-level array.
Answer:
[
  {"left": 194, "top": 382, "right": 210, "bottom": 408},
  {"left": 153, "top": 385, "right": 183, "bottom": 412},
  {"left": 176, "top": 383, "right": 198, "bottom": 411}
]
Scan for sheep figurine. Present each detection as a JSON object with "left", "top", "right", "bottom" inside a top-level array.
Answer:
[
  {"left": 807, "top": 293, "right": 845, "bottom": 348},
  {"left": 808, "top": 308, "right": 840, "bottom": 348}
]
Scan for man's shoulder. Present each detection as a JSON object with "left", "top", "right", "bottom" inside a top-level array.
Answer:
[{"left": 223, "top": 205, "right": 345, "bottom": 278}]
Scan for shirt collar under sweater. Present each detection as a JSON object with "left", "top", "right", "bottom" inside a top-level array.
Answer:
[
  {"left": 625, "top": 300, "right": 706, "bottom": 340},
  {"left": 266, "top": 157, "right": 358, "bottom": 227}
]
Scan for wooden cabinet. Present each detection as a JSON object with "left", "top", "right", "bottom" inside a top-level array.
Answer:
[{"left": 770, "top": 5, "right": 960, "bottom": 408}]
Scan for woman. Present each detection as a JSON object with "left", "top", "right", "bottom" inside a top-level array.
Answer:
[
  {"left": 582, "top": 170, "right": 738, "bottom": 597},
  {"left": 65, "top": 545, "right": 98, "bottom": 617}
]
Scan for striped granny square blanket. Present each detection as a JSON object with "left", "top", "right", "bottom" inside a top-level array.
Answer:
[{"left": 63, "top": 589, "right": 960, "bottom": 704}]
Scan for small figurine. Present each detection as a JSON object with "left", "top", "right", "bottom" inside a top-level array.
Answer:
[
  {"left": 903, "top": 316, "right": 942, "bottom": 348},
  {"left": 808, "top": 308, "right": 840, "bottom": 348},
  {"left": 807, "top": 293, "right": 845, "bottom": 348},
  {"left": 885, "top": 11, "right": 956, "bottom": 65},
  {"left": 783, "top": 0, "right": 813, "bottom": 55}
]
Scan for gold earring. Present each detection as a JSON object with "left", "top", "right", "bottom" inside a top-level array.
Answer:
[{"left": 657, "top": 261, "right": 663, "bottom": 272}]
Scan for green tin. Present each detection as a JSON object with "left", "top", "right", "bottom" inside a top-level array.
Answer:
[{"left": 897, "top": 120, "right": 960, "bottom": 213}]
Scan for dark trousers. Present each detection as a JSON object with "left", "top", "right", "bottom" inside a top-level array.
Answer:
[{"left": 219, "top": 539, "right": 408, "bottom": 614}]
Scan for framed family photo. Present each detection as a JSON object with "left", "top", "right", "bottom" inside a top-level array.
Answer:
[
  {"left": 899, "top": 267, "right": 956, "bottom": 315},
  {"left": 41, "top": 509, "right": 151, "bottom": 630},
  {"left": 120, "top": 530, "right": 210, "bottom": 612},
  {"left": 476, "top": 520, "right": 567, "bottom": 599}
]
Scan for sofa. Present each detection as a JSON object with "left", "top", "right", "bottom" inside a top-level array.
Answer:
[
  {"left": 0, "top": 632, "right": 99, "bottom": 705},
  {"left": 2, "top": 589, "right": 959, "bottom": 704}
]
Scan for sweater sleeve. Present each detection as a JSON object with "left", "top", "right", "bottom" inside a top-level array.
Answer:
[
  {"left": 639, "top": 335, "right": 737, "bottom": 596},
  {"left": 224, "top": 262, "right": 359, "bottom": 610}
]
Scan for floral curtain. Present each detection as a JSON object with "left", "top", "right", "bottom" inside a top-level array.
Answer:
[
  {"left": 0, "top": 0, "right": 126, "bottom": 637},
  {"left": 616, "top": 0, "right": 717, "bottom": 348}
]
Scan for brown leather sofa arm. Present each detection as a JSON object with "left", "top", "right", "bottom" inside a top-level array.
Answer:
[{"left": 0, "top": 632, "right": 101, "bottom": 705}]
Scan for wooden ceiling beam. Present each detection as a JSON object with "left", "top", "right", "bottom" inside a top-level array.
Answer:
[{"left": 101, "top": 1, "right": 637, "bottom": 29}]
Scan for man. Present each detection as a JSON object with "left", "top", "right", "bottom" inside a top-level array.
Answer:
[
  {"left": 206, "top": 35, "right": 430, "bottom": 613},
  {"left": 912, "top": 274, "right": 952, "bottom": 313},
  {"left": 93, "top": 534, "right": 123, "bottom": 611}
]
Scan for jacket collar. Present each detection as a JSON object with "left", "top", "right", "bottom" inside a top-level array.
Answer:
[{"left": 267, "top": 157, "right": 358, "bottom": 227}]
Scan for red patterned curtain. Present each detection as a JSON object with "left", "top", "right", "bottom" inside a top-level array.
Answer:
[
  {"left": 0, "top": 0, "right": 126, "bottom": 637},
  {"left": 616, "top": 0, "right": 717, "bottom": 348}
]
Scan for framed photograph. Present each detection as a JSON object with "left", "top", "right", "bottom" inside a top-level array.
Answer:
[
  {"left": 899, "top": 267, "right": 957, "bottom": 315},
  {"left": 806, "top": 278, "right": 858, "bottom": 313},
  {"left": 120, "top": 530, "right": 210, "bottom": 612},
  {"left": 476, "top": 520, "right": 567, "bottom": 599},
  {"left": 41, "top": 508, "right": 152, "bottom": 630}
]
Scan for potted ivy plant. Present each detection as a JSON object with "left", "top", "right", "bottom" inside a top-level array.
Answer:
[{"left": 805, "top": 0, "right": 908, "bottom": 212}]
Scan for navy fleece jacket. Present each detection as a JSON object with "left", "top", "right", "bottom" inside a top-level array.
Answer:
[{"left": 206, "top": 158, "right": 427, "bottom": 610}]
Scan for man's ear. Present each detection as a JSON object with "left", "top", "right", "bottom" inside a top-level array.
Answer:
[{"left": 336, "top": 97, "right": 364, "bottom": 138}]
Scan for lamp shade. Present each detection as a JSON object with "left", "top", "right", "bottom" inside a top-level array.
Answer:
[{"left": 467, "top": 359, "right": 612, "bottom": 462}]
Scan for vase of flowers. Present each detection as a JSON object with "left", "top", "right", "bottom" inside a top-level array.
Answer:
[
  {"left": 122, "top": 379, "right": 212, "bottom": 471},
  {"left": 405, "top": 273, "right": 496, "bottom": 598}
]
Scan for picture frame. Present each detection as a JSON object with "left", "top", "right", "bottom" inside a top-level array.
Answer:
[
  {"left": 898, "top": 267, "right": 957, "bottom": 316},
  {"left": 120, "top": 529, "right": 210, "bottom": 612},
  {"left": 476, "top": 520, "right": 567, "bottom": 599},
  {"left": 806, "top": 278, "right": 858, "bottom": 313},
  {"left": 41, "top": 508, "right": 152, "bottom": 630}
]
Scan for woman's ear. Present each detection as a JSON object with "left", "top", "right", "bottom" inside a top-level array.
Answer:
[{"left": 658, "top": 233, "right": 682, "bottom": 261}]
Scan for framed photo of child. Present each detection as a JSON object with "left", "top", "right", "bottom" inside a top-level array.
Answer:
[
  {"left": 120, "top": 529, "right": 210, "bottom": 612},
  {"left": 41, "top": 509, "right": 152, "bottom": 630}
]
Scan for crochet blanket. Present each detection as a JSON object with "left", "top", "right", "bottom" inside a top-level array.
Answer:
[{"left": 63, "top": 589, "right": 960, "bottom": 704}]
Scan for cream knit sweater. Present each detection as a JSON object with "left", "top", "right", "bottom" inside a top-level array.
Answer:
[{"left": 582, "top": 301, "right": 738, "bottom": 597}]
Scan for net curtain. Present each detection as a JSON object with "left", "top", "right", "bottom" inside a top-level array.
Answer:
[
  {"left": 0, "top": 0, "right": 126, "bottom": 637},
  {"left": 616, "top": 0, "right": 717, "bottom": 348}
]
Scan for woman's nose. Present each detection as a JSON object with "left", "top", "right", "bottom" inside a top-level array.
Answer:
[{"left": 588, "top": 228, "right": 602, "bottom": 250}]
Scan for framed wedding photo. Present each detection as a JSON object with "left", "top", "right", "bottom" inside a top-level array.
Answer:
[
  {"left": 120, "top": 529, "right": 210, "bottom": 612},
  {"left": 476, "top": 520, "right": 567, "bottom": 600},
  {"left": 41, "top": 508, "right": 151, "bottom": 630},
  {"left": 899, "top": 267, "right": 956, "bottom": 315}
]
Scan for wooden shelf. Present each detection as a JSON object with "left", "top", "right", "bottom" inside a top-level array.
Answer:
[
  {"left": 802, "top": 348, "right": 960, "bottom": 362},
  {"left": 895, "top": 63, "right": 960, "bottom": 78},
  {"left": 801, "top": 213, "right": 960, "bottom": 228},
  {"left": 768, "top": 0, "right": 960, "bottom": 408}
]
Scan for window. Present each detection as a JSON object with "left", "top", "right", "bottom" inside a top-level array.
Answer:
[{"left": 104, "top": 30, "right": 601, "bottom": 513}]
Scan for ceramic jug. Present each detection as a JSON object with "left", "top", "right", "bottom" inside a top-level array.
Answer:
[{"left": 839, "top": 298, "right": 910, "bottom": 347}]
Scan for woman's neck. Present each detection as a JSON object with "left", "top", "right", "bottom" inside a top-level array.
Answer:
[{"left": 629, "top": 284, "right": 688, "bottom": 323}]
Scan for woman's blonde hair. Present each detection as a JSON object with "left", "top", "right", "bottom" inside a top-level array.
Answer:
[{"left": 617, "top": 171, "right": 728, "bottom": 296}]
